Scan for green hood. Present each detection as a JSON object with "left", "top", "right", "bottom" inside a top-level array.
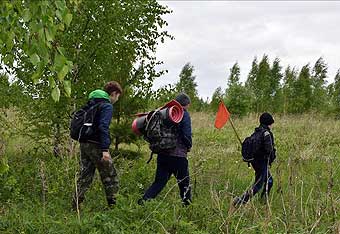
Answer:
[{"left": 88, "top": 89, "right": 110, "bottom": 100}]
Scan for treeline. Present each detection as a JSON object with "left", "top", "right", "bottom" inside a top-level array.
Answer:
[
  {"left": 161, "top": 56, "right": 340, "bottom": 116},
  {"left": 1, "top": 0, "right": 339, "bottom": 158},
  {"left": 2, "top": 56, "right": 339, "bottom": 156}
]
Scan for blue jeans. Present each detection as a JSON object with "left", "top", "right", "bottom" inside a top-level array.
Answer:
[
  {"left": 240, "top": 160, "right": 273, "bottom": 203},
  {"left": 143, "top": 154, "right": 192, "bottom": 204}
]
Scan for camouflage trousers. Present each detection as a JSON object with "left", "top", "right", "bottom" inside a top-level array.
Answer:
[{"left": 73, "top": 142, "right": 119, "bottom": 206}]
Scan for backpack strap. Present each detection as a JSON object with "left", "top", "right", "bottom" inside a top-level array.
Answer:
[
  {"left": 145, "top": 108, "right": 160, "bottom": 164},
  {"left": 89, "top": 101, "right": 109, "bottom": 122},
  {"left": 86, "top": 102, "right": 104, "bottom": 123},
  {"left": 145, "top": 108, "right": 161, "bottom": 133},
  {"left": 263, "top": 129, "right": 275, "bottom": 163}
]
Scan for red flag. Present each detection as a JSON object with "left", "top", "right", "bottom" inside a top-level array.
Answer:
[{"left": 214, "top": 101, "right": 230, "bottom": 129}]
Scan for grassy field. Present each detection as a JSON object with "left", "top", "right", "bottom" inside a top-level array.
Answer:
[{"left": 0, "top": 112, "right": 339, "bottom": 233}]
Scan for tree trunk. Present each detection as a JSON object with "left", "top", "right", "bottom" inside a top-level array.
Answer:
[{"left": 53, "top": 122, "right": 61, "bottom": 158}]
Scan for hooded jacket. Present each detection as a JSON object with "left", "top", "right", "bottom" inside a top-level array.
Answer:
[
  {"left": 85, "top": 90, "right": 113, "bottom": 152},
  {"left": 254, "top": 124, "right": 276, "bottom": 163}
]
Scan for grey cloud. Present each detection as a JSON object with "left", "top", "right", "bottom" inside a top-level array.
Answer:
[{"left": 154, "top": 1, "right": 340, "bottom": 99}]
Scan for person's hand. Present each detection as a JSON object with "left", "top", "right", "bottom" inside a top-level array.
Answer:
[{"left": 102, "top": 151, "right": 111, "bottom": 162}]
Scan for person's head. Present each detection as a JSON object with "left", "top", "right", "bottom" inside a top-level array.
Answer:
[
  {"left": 175, "top": 93, "right": 191, "bottom": 110},
  {"left": 104, "top": 81, "right": 123, "bottom": 104},
  {"left": 259, "top": 112, "right": 274, "bottom": 129}
]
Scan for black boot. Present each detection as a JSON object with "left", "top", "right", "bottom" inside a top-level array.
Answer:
[
  {"left": 182, "top": 198, "right": 192, "bottom": 207},
  {"left": 137, "top": 198, "right": 146, "bottom": 206},
  {"left": 107, "top": 197, "right": 116, "bottom": 208},
  {"left": 233, "top": 192, "right": 250, "bottom": 208}
]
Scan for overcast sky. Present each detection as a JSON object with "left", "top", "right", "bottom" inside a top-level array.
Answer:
[{"left": 153, "top": 1, "right": 340, "bottom": 100}]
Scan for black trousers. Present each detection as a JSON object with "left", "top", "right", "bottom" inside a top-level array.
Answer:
[
  {"left": 143, "top": 154, "right": 192, "bottom": 204},
  {"left": 240, "top": 160, "right": 273, "bottom": 203}
]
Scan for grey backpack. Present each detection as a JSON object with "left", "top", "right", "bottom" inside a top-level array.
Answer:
[{"left": 144, "top": 109, "right": 178, "bottom": 154}]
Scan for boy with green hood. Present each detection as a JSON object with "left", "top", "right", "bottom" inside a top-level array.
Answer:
[{"left": 72, "top": 81, "right": 122, "bottom": 210}]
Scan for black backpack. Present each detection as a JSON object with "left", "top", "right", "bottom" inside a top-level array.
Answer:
[
  {"left": 241, "top": 129, "right": 265, "bottom": 162},
  {"left": 144, "top": 109, "right": 178, "bottom": 154},
  {"left": 70, "top": 102, "right": 102, "bottom": 141}
]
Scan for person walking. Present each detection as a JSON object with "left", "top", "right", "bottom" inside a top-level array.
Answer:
[
  {"left": 139, "top": 93, "right": 193, "bottom": 206},
  {"left": 234, "top": 112, "right": 276, "bottom": 206},
  {"left": 72, "top": 81, "right": 122, "bottom": 210}
]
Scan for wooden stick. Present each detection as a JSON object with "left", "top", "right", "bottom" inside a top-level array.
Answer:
[{"left": 229, "top": 116, "right": 242, "bottom": 145}]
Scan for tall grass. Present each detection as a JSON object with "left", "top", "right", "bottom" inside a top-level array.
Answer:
[{"left": 0, "top": 113, "right": 339, "bottom": 233}]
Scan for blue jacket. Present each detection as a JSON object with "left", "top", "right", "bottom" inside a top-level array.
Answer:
[
  {"left": 85, "top": 90, "right": 113, "bottom": 152},
  {"left": 160, "top": 109, "right": 192, "bottom": 157}
]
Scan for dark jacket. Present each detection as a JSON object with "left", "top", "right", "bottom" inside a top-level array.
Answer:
[
  {"left": 254, "top": 124, "right": 276, "bottom": 164},
  {"left": 160, "top": 109, "right": 192, "bottom": 157},
  {"left": 85, "top": 90, "right": 113, "bottom": 152}
]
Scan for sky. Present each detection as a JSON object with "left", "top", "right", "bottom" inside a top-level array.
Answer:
[{"left": 153, "top": 1, "right": 340, "bottom": 100}]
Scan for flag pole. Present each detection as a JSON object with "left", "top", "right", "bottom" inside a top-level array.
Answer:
[
  {"left": 229, "top": 116, "right": 242, "bottom": 145},
  {"left": 215, "top": 100, "right": 242, "bottom": 145}
]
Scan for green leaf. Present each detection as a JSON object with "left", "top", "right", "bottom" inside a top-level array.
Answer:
[
  {"left": 55, "top": 1, "right": 66, "bottom": 10},
  {"left": 57, "top": 65, "right": 68, "bottom": 81},
  {"left": 57, "top": 47, "right": 66, "bottom": 56},
  {"left": 24, "top": 33, "right": 30, "bottom": 45},
  {"left": 54, "top": 53, "right": 66, "bottom": 71},
  {"left": 40, "top": 2, "right": 48, "bottom": 14},
  {"left": 22, "top": 9, "right": 31, "bottom": 22},
  {"left": 38, "top": 44, "right": 50, "bottom": 65},
  {"left": 46, "top": 41, "right": 52, "bottom": 49},
  {"left": 57, "top": 23, "right": 65, "bottom": 31},
  {"left": 42, "top": 15, "right": 50, "bottom": 24},
  {"left": 51, "top": 86, "right": 60, "bottom": 102},
  {"left": 64, "top": 13, "right": 72, "bottom": 27},
  {"left": 6, "top": 31, "right": 14, "bottom": 51},
  {"left": 0, "top": 160, "right": 9, "bottom": 175},
  {"left": 48, "top": 76, "right": 56, "bottom": 88},
  {"left": 45, "top": 28, "right": 54, "bottom": 42},
  {"left": 66, "top": 60, "right": 73, "bottom": 70},
  {"left": 31, "top": 72, "right": 40, "bottom": 84},
  {"left": 56, "top": 10, "right": 63, "bottom": 21},
  {"left": 63, "top": 80, "right": 71, "bottom": 97},
  {"left": 38, "top": 28, "right": 45, "bottom": 42},
  {"left": 30, "top": 53, "right": 40, "bottom": 66}
]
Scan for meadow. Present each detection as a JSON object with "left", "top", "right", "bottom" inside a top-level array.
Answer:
[{"left": 0, "top": 112, "right": 339, "bottom": 234}]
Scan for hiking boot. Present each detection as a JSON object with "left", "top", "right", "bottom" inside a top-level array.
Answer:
[
  {"left": 182, "top": 199, "right": 192, "bottom": 207},
  {"left": 232, "top": 197, "right": 247, "bottom": 208},
  {"left": 137, "top": 198, "right": 145, "bottom": 206},
  {"left": 107, "top": 198, "right": 116, "bottom": 208}
]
